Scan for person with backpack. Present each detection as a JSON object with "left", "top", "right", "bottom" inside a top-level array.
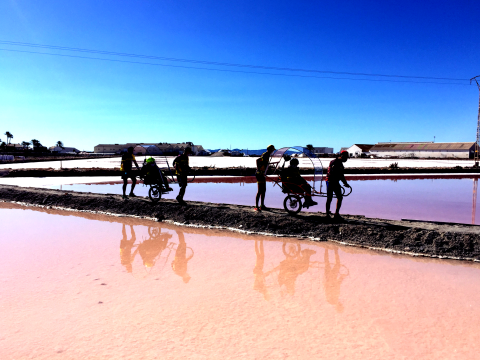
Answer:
[
  {"left": 121, "top": 146, "right": 140, "bottom": 199},
  {"left": 173, "top": 147, "right": 192, "bottom": 204}
]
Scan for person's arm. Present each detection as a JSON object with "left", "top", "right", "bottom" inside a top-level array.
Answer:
[
  {"left": 340, "top": 167, "right": 349, "bottom": 187},
  {"left": 133, "top": 159, "right": 140, "bottom": 171}
]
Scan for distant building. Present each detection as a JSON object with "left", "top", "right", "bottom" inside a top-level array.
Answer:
[
  {"left": 49, "top": 146, "right": 81, "bottom": 154},
  {"left": 94, "top": 142, "right": 204, "bottom": 155},
  {"left": 310, "top": 147, "right": 334, "bottom": 155},
  {"left": 344, "top": 144, "right": 374, "bottom": 157},
  {"left": 369, "top": 142, "right": 475, "bottom": 159}
]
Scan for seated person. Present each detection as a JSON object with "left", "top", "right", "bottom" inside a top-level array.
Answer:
[
  {"left": 141, "top": 157, "right": 172, "bottom": 190},
  {"left": 282, "top": 158, "right": 318, "bottom": 207}
]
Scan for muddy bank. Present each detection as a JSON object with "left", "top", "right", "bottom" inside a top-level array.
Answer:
[
  {"left": 2, "top": 166, "right": 480, "bottom": 178},
  {"left": 1, "top": 184, "right": 479, "bottom": 261}
]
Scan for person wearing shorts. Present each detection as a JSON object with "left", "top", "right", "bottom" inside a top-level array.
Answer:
[
  {"left": 325, "top": 150, "right": 351, "bottom": 220},
  {"left": 173, "top": 147, "right": 192, "bottom": 204},
  {"left": 255, "top": 144, "right": 275, "bottom": 211},
  {"left": 121, "top": 146, "right": 140, "bottom": 199}
]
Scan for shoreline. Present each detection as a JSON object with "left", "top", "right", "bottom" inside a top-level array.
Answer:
[{"left": 1, "top": 184, "right": 479, "bottom": 262}]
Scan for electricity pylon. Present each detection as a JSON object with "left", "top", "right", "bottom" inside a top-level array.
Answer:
[{"left": 471, "top": 76, "right": 480, "bottom": 166}]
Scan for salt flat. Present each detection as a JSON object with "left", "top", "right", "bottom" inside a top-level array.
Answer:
[{"left": 0, "top": 155, "right": 476, "bottom": 170}]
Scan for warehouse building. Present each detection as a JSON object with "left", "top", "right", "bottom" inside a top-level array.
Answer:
[
  {"left": 369, "top": 142, "right": 475, "bottom": 159},
  {"left": 94, "top": 142, "right": 204, "bottom": 155}
]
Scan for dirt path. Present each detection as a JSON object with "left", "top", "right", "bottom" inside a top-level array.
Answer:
[{"left": 1, "top": 184, "right": 479, "bottom": 262}]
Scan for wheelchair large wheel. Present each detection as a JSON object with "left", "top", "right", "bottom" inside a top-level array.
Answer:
[
  {"left": 284, "top": 194, "right": 302, "bottom": 214},
  {"left": 149, "top": 185, "right": 162, "bottom": 203}
]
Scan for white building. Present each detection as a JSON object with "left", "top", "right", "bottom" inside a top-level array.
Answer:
[
  {"left": 49, "top": 146, "right": 80, "bottom": 154},
  {"left": 344, "top": 144, "right": 374, "bottom": 157},
  {"left": 369, "top": 142, "right": 475, "bottom": 159}
]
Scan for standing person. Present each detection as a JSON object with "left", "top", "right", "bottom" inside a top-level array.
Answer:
[
  {"left": 121, "top": 146, "right": 140, "bottom": 199},
  {"left": 173, "top": 146, "right": 192, "bottom": 204},
  {"left": 255, "top": 144, "right": 276, "bottom": 211},
  {"left": 325, "top": 150, "right": 351, "bottom": 220}
]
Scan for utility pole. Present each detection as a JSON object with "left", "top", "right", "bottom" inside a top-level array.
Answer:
[{"left": 471, "top": 75, "right": 480, "bottom": 167}]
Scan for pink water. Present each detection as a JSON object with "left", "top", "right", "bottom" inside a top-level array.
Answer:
[
  {"left": 50, "top": 176, "right": 480, "bottom": 225},
  {"left": 1, "top": 203, "right": 480, "bottom": 359}
]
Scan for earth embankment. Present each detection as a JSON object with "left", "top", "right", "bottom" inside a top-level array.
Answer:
[{"left": 1, "top": 184, "right": 479, "bottom": 262}]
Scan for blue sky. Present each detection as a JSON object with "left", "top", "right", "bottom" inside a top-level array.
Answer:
[{"left": 0, "top": 0, "right": 479, "bottom": 151}]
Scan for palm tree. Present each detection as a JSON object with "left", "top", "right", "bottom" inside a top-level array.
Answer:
[
  {"left": 22, "top": 141, "right": 31, "bottom": 149},
  {"left": 56, "top": 141, "right": 64, "bottom": 148},
  {"left": 31, "top": 139, "right": 42, "bottom": 149},
  {"left": 4, "top": 131, "right": 13, "bottom": 145}
]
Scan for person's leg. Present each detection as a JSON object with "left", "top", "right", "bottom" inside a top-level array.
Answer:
[
  {"left": 326, "top": 182, "right": 333, "bottom": 215},
  {"left": 122, "top": 178, "right": 128, "bottom": 197},
  {"left": 177, "top": 175, "right": 187, "bottom": 202},
  {"left": 130, "top": 177, "right": 137, "bottom": 195},
  {"left": 255, "top": 183, "right": 261, "bottom": 208},
  {"left": 259, "top": 182, "right": 266, "bottom": 208},
  {"left": 334, "top": 187, "right": 343, "bottom": 215}
]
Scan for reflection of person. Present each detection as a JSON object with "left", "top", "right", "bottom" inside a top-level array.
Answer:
[
  {"left": 173, "top": 147, "right": 192, "bottom": 204},
  {"left": 171, "top": 230, "right": 193, "bottom": 283},
  {"left": 120, "top": 224, "right": 137, "bottom": 273},
  {"left": 253, "top": 240, "right": 269, "bottom": 300},
  {"left": 121, "top": 146, "right": 140, "bottom": 199},
  {"left": 278, "top": 244, "right": 316, "bottom": 295},
  {"left": 323, "top": 246, "right": 347, "bottom": 313},
  {"left": 325, "top": 151, "right": 351, "bottom": 221},
  {"left": 137, "top": 228, "right": 172, "bottom": 268},
  {"left": 255, "top": 144, "right": 276, "bottom": 211},
  {"left": 283, "top": 158, "right": 318, "bottom": 208}
]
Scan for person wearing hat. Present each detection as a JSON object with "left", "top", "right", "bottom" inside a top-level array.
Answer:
[
  {"left": 255, "top": 144, "right": 276, "bottom": 211},
  {"left": 173, "top": 146, "right": 193, "bottom": 204},
  {"left": 325, "top": 151, "right": 351, "bottom": 220}
]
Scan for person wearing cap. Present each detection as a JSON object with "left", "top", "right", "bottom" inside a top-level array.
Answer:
[
  {"left": 325, "top": 151, "right": 351, "bottom": 220},
  {"left": 255, "top": 144, "right": 276, "bottom": 211},
  {"left": 173, "top": 147, "right": 193, "bottom": 204},
  {"left": 121, "top": 146, "right": 140, "bottom": 199}
]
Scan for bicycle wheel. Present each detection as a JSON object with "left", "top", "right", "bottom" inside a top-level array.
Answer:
[
  {"left": 149, "top": 185, "right": 162, "bottom": 203},
  {"left": 284, "top": 194, "right": 302, "bottom": 214}
]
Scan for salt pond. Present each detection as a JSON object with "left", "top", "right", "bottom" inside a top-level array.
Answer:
[
  {"left": 1, "top": 203, "right": 479, "bottom": 359},
  {"left": 12, "top": 175, "right": 478, "bottom": 225}
]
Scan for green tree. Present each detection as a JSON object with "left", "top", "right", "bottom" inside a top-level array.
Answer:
[
  {"left": 306, "top": 144, "right": 314, "bottom": 152},
  {"left": 4, "top": 131, "right": 13, "bottom": 145},
  {"left": 22, "top": 141, "right": 31, "bottom": 149},
  {"left": 56, "top": 141, "right": 64, "bottom": 148}
]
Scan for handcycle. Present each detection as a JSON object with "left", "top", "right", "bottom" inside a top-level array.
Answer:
[{"left": 267, "top": 147, "right": 352, "bottom": 214}]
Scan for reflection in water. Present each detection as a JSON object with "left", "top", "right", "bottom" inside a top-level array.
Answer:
[
  {"left": 171, "top": 230, "right": 194, "bottom": 283},
  {"left": 119, "top": 224, "right": 193, "bottom": 281},
  {"left": 323, "top": 245, "right": 349, "bottom": 313},
  {"left": 120, "top": 224, "right": 136, "bottom": 273},
  {"left": 278, "top": 242, "right": 316, "bottom": 296},
  {"left": 253, "top": 240, "right": 269, "bottom": 300}
]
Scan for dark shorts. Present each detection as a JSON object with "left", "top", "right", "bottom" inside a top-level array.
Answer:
[
  {"left": 255, "top": 172, "right": 266, "bottom": 184},
  {"left": 122, "top": 170, "right": 136, "bottom": 180},
  {"left": 177, "top": 175, "right": 188, "bottom": 188},
  {"left": 326, "top": 181, "right": 343, "bottom": 198}
]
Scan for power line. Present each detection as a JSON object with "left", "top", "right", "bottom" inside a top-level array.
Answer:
[
  {"left": 0, "top": 45, "right": 472, "bottom": 86},
  {"left": 0, "top": 40, "right": 469, "bottom": 81}
]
